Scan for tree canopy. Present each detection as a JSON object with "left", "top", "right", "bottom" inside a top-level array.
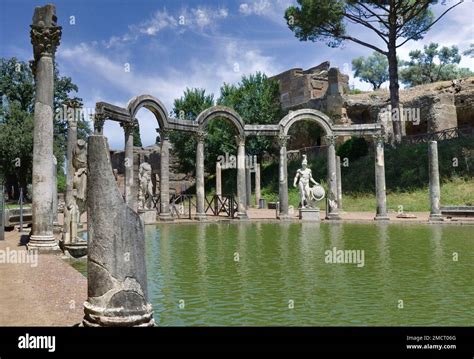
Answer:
[
  {"left": 352, "top": 52, "right": 389, "bottom": 90},
  {"left": 0, "top": 57, "right": 90, "bottom": 196},
  {"left": 400, "top": 43, "right": 474, "bottom": 87}
]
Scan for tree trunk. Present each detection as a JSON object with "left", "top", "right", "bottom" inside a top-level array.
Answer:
[{"left": 388, "top": 45, "right": 402, "bottom": 144}]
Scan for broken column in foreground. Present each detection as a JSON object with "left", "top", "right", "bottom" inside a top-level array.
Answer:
[
  {"left": 83, "top": 135, "right": 154, "bottom": 327},
  {"left": 28, "top": 4, "right": 61, "bottom": 251},
  {"left": 429, "top": 141, "right": 444, "bottom": 222}
]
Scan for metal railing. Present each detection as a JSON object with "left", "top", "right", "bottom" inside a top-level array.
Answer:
[
  {"left": 205, "top": 194, "right": 238, "bottom": 218},
  {"left": 402, "top": 126, "right": 474, "bottom": 145}
]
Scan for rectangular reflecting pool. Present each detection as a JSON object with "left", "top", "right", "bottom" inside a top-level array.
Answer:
[
  {"left": 143, "top": 222, "right": 473, "bottom": 326},
  {"left": 70, "top": 222, "right": 473, "bottom": 326}
]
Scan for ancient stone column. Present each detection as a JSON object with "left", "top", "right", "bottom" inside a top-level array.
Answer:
[
  {"left": 374, "top": 135, "right": 389, "bottom": 221},
  {"left": 278, "top": 135, "right": 290, "bottom": 219},
  {"left": 236, "top": 134, "right": 248, "bottom": 219},
  {"left": 83, "top": 135, "right": 154, "bottom": 327},
  {"left": 255, "top": 163, "right": 261, "bottom": 207},
  {"left": 122, "top": 121, "right": 135, "bottom": 211},
  {"left": 325, "top": 135, "right": 341, "bottom": 220},
  {"left": 216, "top": 162, "right": 222, "bottom": 197},
  {"left": 28, "top": 5, "right": 61, "bottom": 251},
  {"left": 62, "top": 117, "right": 77, "bottom": 245},
  {"left": 159, "top": 129, "right": 172, "bottom": 220},
  {"left": 245, "top": 165, "right": 251, "bottom": 208},
  {"left": 52, "top": 155, "right": 58, "bottom": 225},
  {"left": 429, "top": 141, "right": 444, "bottom": 221},
  {"left": 336, "top": 155, "right": 342, "bottom": 211},
  {"left": 195, "top": 131, "right": 207, "bottom": 220}
]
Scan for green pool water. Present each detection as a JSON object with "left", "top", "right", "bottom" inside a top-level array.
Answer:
[{"left": 72, "top": 222, "right": 474, "bottom": 326}]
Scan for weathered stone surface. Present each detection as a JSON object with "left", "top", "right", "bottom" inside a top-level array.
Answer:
[
  {"left": 299, "top": 208, "right": 320, "bottom": 222},
  {"left": 28, "top": 4, "right": 61, "bottom": 252},
  {"left": 429, "top": 141, "right": 444, "bottom": 222},
  {"left": 83, "top": 135, "right": 154, "bottom": 327}
]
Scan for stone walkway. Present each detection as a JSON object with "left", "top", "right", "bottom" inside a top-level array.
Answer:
[{"left": 0, "top": 230, "right": 86, "bottom": 326}]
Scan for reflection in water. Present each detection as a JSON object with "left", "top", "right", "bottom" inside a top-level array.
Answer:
[{"left": 140, "top": 223, "right": 473, "bottom": 326}]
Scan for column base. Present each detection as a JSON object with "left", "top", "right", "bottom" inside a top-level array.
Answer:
[
  {"left": 159, "top": 213, "right": 173, "bottom": 222},
  {"left": 194, "top": 213, "right": 208, "bottom": 221},
  {"left": 82, "top": 301, "right": 155, "bottom": 327},
  {"left": 236, "top": 212, "right": 248, "bottom": 220},
  {"left": 138, "top": 209, "right": 157, "bottom": 224},
  {"left": 429, "top": 214, "right": 444, "bottom": 222},
  {"left": 27, "top": 234, "right": 59, "bottom": 252},
  {"left": 374, "top": 215, "right": 390, "bottom": 221},
  {"left": 278, "top": 213, "right": 291, "bottom": 220},
  {"left": 325, "top": 213, "right": 341, "bottom": 220}
]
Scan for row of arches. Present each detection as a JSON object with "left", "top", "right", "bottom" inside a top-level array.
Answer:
[{"left": 95, "top": 94, "right": 388, "bottom": 221}]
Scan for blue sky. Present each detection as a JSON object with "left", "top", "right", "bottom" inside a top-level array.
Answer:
[{"left": 1, "top": 0, "right": 473, "bottom": 149}]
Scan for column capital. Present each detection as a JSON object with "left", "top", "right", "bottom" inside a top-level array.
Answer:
[
  {"left": 372, "top": 133, "right": 386, "bottom": 144},
  {"left": 277, "top": 134, "right": 291, "bottom": 148},
  {"left": 325, "top": 134, "right": 338, "bottom": 146},
  {"left": 194, "top": 130, "right": 207, "bottom": 142},
  {"left": 159, "top": 128, "right": 173, "bottom": 141},
  {"left": 30, "top": 25, "right": 62, "bottom": 73},
  {"left": 93, "top": 113, "right": 106, "bottom": 134},
  {"left": 235, "top": 134, "right": 246, "bottom": 146},
  {"left": 120, "top": 120, "right": 137, "bottom": 135}
]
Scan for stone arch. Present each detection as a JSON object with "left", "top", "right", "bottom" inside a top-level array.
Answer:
[
  {"left": 127, "top": 94, "right": 169, "bottom": 130},
  {"left": 196, "top": 106, "right": 245, "bottom": 136},
  {"left": 279, "top": 109, "right": 334, "bottom": 136}
]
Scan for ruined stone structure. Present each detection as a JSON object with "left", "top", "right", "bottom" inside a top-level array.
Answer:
[
  {"left": 95, "top": 94, "right": 385, "bottom": 222},
  {"left": 83, "top": 135, "right": 154, "bottom": 327},
  {"left": 28, "top": 4, "right": 61, "bottom": 252},
  {"left": 272, "top": 62, "right": 474, "bottom": 140}
]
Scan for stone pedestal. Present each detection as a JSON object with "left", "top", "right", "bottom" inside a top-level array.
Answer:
[
  {"left": 138, "top": 209, "right": 157, "bottom": 225},
  {"left": 83, "top": 135, "right": 154, "bottom": 327},
  {"left": 299, "top": 208, "right": 320, "bottom": 222},
  {"left": 28, "top": 4, "right": 62, "bottom": 252}
]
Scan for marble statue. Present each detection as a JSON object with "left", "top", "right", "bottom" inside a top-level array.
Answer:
[
  {"left": 64, "top": 139, "right": 87, "bottom": 244},
  {"left": 138, "top": 162, "right": 153, "bottom": 210},
  {"left": 293, "top": 155, "right": 325, "bottom": 208}
]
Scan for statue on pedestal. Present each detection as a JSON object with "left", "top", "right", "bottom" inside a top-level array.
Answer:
[
  {"left": 293, "top": 155, "right": 325, "bottom": 209},
  {"left": 138, "top": 162, "right": 153, "bottom": 210}
]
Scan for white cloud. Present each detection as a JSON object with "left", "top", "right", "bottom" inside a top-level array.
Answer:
[
  {"left": 57, "top": 38, "right": 281, "bottom": 148},
  {"left": 137, "top": 9, "right": 178, "bottom": 35},
  {"left": 239, "top": 1, "right": 271, "bottom": 16}
]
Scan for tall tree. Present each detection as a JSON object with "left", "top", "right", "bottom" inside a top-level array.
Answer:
[
  {"left": 0, "top": 57, "right": 90, "bottom": 197},
  {"left": 170, "top": 88, "right": 214, "bottom": 173},
  {"left": 400, "top": 43, "right": 474, "bottom": 86},
  {"left": 218, "top": 72, "right": 282, "bottom": 159},
  {"left": 285, "top": 0, "right": 464, "bottom": 143},
  {"left": 352, "top": 51, "right": 389, "bottom": 90}
]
